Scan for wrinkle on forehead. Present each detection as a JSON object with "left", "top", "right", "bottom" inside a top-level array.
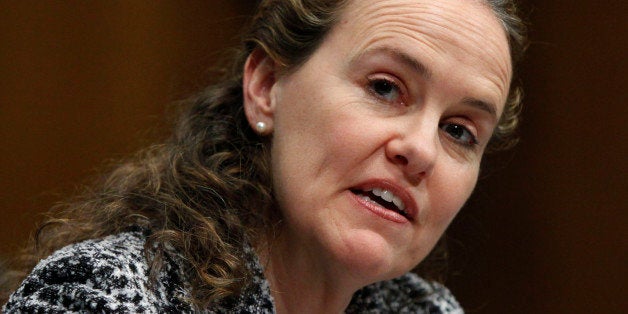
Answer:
[{"left": 334, "top": 0, "right": 512, "bottom": 106}]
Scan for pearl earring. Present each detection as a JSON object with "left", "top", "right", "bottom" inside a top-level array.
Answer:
[{"left": 255, "top": 121, "right": 267, "bottom": 133}]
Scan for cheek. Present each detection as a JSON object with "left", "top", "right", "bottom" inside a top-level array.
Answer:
[
  {"left": 269, "top": 91, "right": 353, "bottom": 199},
  {"left": 407, "top": 164, "right": 478, "bottom": 265},
  {"left": 321, "top": 110, "right": 378, "bottom": 166},
  {"left": 274, "top": 78, "right": 372, "bottom": 173},
  {"left": 428, "top": 162, "right": 479, "bottom": 226}
]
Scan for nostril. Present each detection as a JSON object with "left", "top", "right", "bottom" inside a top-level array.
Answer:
[{"left": 394, "top": 154, "right": 408, "bottom": 165}]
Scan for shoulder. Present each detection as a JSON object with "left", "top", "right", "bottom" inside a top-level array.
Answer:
[
  {"left": 347, "top": 273, "right": 463, "bottom": 314},
  {"left": 3, "top": 231, "right": 191, "bottom": 313}
]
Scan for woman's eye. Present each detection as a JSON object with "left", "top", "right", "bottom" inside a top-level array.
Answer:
[
  {"left": 368, "top": 78, "right": 402, "bottom": 103},
  {"left": 439, "top": 123, "right": 478, "bottom": 147}
]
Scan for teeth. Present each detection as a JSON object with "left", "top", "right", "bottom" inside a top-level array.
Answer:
[
  {"left": 360, "top": 194, "right": 377, "bottom": 204},
  {"left": 381, "top": 190, "right": 393, "bottom": 202},
  {"left": 366, "top": 188, "right": 406, "bottom": 212},
  {"left": 392, "top": 195, "right": 406, "bottom": 211}
]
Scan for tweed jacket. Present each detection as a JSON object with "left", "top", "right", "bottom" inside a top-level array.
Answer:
[{"left": 4, "top": 230, "right": 463, "bottom": 313}]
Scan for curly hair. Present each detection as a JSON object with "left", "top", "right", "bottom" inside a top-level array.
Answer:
[
  {"left": 1, "top": 0, "right": 527, "bottom": 308},
  {"left": 486, "top": 0, "right": 529, "bottom": 151}
]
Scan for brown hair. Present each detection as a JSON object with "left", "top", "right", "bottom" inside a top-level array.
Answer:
[
  {"left": 1, "top": 0, "right": 527, "bottom": 308},
  {"left": 486, "top": 0, "right": 529, "bottom": 151}
]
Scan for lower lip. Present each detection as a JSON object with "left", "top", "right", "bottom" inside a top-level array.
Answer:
[{"left": 349, "top": 191, "right": 410, "bottom": 224}]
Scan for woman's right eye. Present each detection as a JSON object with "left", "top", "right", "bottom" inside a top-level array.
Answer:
[{"left": 367, "top": 77, "right": 403, "bottom": 104}]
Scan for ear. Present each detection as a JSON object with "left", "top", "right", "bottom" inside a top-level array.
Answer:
[{"left": 243, "top": 48, "right": 278, "bottom": 135}]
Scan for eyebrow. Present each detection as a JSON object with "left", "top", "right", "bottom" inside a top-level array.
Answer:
[
  {"left": 351, "top": 46, "right": 433, "bottom": 80},
  {"left": 352, "top": 46, "right": 499, "bottom": 120},
  {"left": 462, "top": 97, "right": 498, "bottom": 121}
]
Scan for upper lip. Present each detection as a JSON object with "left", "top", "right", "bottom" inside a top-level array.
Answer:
[{"left": 351, "top": 179, "right": 419, "bottom": 221}]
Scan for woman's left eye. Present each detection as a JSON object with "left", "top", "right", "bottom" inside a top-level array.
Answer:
[
  {"left": 367, "top": 77, "right": 402, "bottom": 103},
  {"left": 439, "top": 122, "right": 478, "bottom": 147}
]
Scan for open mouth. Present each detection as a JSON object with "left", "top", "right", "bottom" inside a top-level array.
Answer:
[{"left": 351, "top": 188, "right": 412, "bottom": 221}]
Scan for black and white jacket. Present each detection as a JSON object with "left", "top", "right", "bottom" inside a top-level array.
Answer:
[{"left": 4, "top": 230, "right": 463, "bottom": 313}]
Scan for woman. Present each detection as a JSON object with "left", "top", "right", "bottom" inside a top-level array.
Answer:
[{"left": 2, "top": 0, "right": 526, "bottom": 312}]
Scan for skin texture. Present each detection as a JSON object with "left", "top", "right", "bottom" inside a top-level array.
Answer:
[{"left": 243, "top": 0, "right": 512, "bottom": 312}]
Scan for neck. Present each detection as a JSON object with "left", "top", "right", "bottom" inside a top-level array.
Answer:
[{"left": 256, "top": 230, "right": 362, "bottom": 314}]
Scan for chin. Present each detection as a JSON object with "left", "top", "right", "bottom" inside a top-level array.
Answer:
[{"left": 332, "top": 229, "right": 421, "bottom": 284}]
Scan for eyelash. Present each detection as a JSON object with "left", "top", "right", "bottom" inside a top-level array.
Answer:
[
  {"left": 439, "top": 122, "right": 479, "bottom": 148},
  {"left": 366, "top": 75, "right": 479, "bottom": 149},
  {"left": 367, "top": 76, "right": 404, "bottom": 105}
]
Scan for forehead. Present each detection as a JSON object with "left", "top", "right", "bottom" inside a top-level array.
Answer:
[{"left": 328, "top": 0, "right": 512, "bottom": 108}]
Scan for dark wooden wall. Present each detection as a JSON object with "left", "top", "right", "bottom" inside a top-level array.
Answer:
[
  {"left": 447, "top": 1, "right": 627, "bottom": 312},
  {"left": 1, "top": 1, "right": 626, "bottom": 313}
]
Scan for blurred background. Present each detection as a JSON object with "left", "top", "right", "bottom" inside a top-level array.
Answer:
[{"left": 1, "top": 0, "right": 625, "bottom": 313}]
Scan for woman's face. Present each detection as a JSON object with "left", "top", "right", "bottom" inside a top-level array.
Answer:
[{"left": 264, "top": 0, "right": 511, "bottom": 282}]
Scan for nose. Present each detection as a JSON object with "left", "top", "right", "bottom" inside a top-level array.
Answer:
[{"left": 385, "top": 120, "right": 438, "bottom": 180}]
